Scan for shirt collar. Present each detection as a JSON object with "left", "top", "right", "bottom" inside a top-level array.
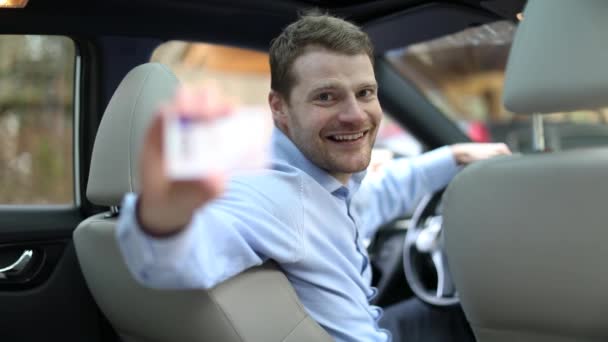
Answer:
[{"left": 271, "top": 127, "right": 367, "bottom": 196}]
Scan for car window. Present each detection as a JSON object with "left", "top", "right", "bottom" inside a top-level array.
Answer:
[
  {"left": 151, "top": 41, "right": 423, "bottom": 172},
  {"left": 0, "top": 35, "right": 75, "bottom": 204},
  {"left": 386, "top": 20, "right": 608, "bottom": 153},
  {"left": 151, "top": 41, "right": 271, "bottom": 107}
]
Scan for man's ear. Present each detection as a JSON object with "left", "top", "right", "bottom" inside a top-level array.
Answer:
[{"left": 268, "top": 90, "right": 289, "bottom": 132}]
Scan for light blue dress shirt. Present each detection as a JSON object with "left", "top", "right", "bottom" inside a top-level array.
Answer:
[{"left": 116, "top": 127, "right": 459, "bottom": 342}]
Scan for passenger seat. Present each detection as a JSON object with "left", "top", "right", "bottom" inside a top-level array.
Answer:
[{"left": 73, "top": 63, "right": 332, "bottom": 342}]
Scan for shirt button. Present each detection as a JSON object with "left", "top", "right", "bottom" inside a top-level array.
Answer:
[
  {"left": 367, "top": 287, "right": 378, "bottom": 300},
  {"left": 334, "top": 187, "right": 349, "bottom": 199},
  {"left": 372, "top": 307, "right": 384, "bottom": 320}
]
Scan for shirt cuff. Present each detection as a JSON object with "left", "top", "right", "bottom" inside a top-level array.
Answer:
[
  {"left": 412, "top": 146, "right": 461, "bottom": 192},
  {"left": 115, "top": 193, "right": 199, "bottom": 277}
]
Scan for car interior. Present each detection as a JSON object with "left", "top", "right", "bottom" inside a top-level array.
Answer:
[{"left": 3, "top": 0, "right": 607, "bottom": 341}]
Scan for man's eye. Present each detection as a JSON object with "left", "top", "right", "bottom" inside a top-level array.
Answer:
[
  {"left": 358, "top": 89, "right": 375, "bottom": 98},
  {"left": 317, "top": 92, "right": 334, "bottom": 102}
]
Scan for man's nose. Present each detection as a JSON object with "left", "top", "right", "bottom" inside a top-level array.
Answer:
[{"left": 338, "top": 96, "right": 366, "bottom": 124}]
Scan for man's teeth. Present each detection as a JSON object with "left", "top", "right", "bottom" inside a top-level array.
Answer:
[{"left": 332, "top": 132, "right": 365, "bottom": 141}]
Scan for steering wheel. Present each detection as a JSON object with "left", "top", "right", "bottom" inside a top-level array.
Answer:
[{"left": 403, "top": 189, "right": 459, "bottom": 306}]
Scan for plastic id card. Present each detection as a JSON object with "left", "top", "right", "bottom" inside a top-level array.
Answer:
[{"left": 164, "top": 107, "right": 273, "bottom": 179}]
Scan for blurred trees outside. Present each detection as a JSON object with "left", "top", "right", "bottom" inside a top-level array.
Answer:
[{"left": 0, "top": 35, "right": 74, "bottom": 204}]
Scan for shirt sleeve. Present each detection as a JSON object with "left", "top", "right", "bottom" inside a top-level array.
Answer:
[
  {"left": 357, "top": 146, "right": 460, "bottom": 240},
  {"left": 115, "top": 186, "right": 305, "bottom": 290}
]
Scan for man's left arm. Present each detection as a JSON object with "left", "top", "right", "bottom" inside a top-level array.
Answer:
[{"left": 356, "top": 143, "right": 510, "bottom": 240}]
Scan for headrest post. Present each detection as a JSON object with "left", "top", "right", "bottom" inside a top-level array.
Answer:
[
  {"left": 532, "top": 113, "right": 545, "bottom": 152},
  {"left": 104, "top": 206, "right": 120, "bottom": 218}
]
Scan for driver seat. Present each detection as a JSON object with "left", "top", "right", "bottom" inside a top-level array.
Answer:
[
  {"left": 443, "top": 1, "right": 608, "bottom": 341},
  {"left": 73, "top": 63, "right": 332, "bottom": 342}
]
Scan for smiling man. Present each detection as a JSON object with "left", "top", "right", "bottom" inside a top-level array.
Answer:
[
  {"left": 270, "top": 48, "right": 381, "bottom": 184},
  {"left": 116, "top": 13, "right": 510, "bottom": 342}
]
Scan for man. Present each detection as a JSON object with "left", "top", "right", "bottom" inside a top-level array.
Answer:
[{"left": 116, "top": 13, "right": 510, "bottom": 342}]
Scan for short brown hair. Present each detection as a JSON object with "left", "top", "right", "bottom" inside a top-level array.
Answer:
[{"left": 269, "top": 12, "right": 374, "bottom": 101}]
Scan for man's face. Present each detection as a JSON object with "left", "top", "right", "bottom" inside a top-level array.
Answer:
[{"left": 270, "top": 48, "right": 382, "bottom": 183}]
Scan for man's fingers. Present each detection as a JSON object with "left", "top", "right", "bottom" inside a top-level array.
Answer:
[
  {"left": 494, "top": 143, "right": 512, "bottom": 155},
  {"left": 452, "top": 142, "right": 513, "bottom": 165},
  {"left": 481, "top": 143, "right": 511, "bottom": 158}
]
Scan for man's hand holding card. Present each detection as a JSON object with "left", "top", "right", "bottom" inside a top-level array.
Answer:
[
  {"left": 164, "top": 104, "right": 272, "bottom": 179},
  {"left": 137, "top": 85, "right": 272, "bottom": 235}
]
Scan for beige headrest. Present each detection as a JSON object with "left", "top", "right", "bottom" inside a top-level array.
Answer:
[
  {"left": 503, "top": 0, "right": 608, "bottom": 113},
  {"left": 87, "top": 63, "right": 179, "bottom": 206}
]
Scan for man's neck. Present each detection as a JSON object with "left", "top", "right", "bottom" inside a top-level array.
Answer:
[
  {"left": 273, "top": 126, "right": 357, "bottom": 187},
  {"left": 331, "top": 172, "right": 351, "bottom": 185}
]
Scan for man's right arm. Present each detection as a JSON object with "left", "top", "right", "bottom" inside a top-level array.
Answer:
[
  {"left": 116, "top": 189, "right": 304, "bottom": 290},
  {"left": 115, "top": 86, "right": 304, "bottom": 289},
  {"left": 116, "top": 193, "right": 218, "bottom": 289},
  {"left": 114, "top": 86, "right": 235, "bottom": 289}
]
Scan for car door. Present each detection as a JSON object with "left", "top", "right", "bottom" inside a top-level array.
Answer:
[{"left": 0, "top": 34, "right": 110, "bottom": 341}]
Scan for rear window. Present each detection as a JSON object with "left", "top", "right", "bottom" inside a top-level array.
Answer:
[
  {"left": 386, "top": 21, "right": 608, "bottom": 153},
  {"left": 151, "top": 41, "right": 270, "bottom": 107}
]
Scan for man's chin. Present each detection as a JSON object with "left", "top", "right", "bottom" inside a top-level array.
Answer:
[{"left": 329, "top": 160, "right": 371, "bottom": 174}]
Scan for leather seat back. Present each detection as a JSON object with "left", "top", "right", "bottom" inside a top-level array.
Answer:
[{"left": 443, "top": 150, "right": 608, "bottom": 342}]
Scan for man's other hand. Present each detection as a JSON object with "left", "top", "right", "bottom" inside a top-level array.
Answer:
[{"left": 450, "top": 143, "right": 512, "bottom": 165}]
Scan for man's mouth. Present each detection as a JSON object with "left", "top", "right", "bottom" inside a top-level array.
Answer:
[{"left": 326, "top": 130, "right": 369, "bottom": 143}]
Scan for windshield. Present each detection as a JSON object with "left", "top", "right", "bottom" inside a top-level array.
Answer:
[{"left": 386, "top": 20, "right": 608, "bottom": 153}]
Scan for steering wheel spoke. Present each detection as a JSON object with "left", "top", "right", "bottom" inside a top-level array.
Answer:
[
  {"left": 431, "top": 250, "right": 455, "bottom": 298},
  {"left": 403, "top": 190, "right": 459, "bottom": 306}
]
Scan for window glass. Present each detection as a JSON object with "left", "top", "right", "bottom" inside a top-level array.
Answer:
[
  {"left": 386, "top": 21, "right": 608, "bottom": 153},
  {"left": 151, "top": 41, "right": 270, "bottom": 107},
  {"left": 0, "top": 35, "right": 75, "bottom": 204}
]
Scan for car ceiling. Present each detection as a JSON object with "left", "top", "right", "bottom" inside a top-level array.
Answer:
[{"left": 0, "top": 0, "right": 524, "bottom": 51}]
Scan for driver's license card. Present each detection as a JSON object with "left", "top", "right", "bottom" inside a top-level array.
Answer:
[{"left": 164, "top": 107, "right": 273, "bottom": 179}]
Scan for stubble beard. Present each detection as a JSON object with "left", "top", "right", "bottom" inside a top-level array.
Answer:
[{"left": 303, "top": 134, "right": 375, "bottom": 175}]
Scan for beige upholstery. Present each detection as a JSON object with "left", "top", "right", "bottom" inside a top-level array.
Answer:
[
  {"left": 86, "top": 63, "right": 177, "bottom": 206},
  {"left": 75, "top": 216, "right": 329, "bottom": 342},
  {"left": 74, "top": 63, "right": 332, "bottom": 342},
  {"left": 443, "top": 150, "right": 608, "bottom": 342},
  {"left": 503, "top": 0, "right": 608, "bottom": 113}
]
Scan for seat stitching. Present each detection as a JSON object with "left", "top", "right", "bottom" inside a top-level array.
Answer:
[
  {"left": 206, "top": 290, "right": 247, "bottom": 342},
  {"left": 280, "top": 316, "right": 309, "bottom": 342}
]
